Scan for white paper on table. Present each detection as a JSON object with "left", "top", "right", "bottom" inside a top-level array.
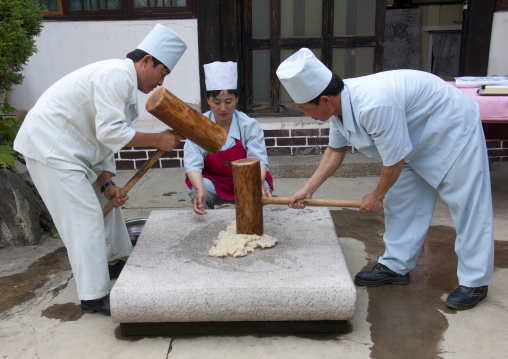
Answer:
[{"left": 455, "top": 76, "right": 508, "bottom": 88}]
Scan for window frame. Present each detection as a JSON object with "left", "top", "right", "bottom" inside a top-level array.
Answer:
[
  {"left": 495, "top": 0, "right": 508, "bottom": 12},
  {"left": 40, "top": 0, "right": 197, "bottom": 20},
  {"left": 241, "top": 0, "right": 386, "bottom": 115},
  {"left": 38, "top": 0, "right": 64, "bottom": 16}
]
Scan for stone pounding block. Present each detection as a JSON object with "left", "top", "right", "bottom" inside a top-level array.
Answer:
[{"left": 111, "top": 208, "right": 356, "bottom": 323}]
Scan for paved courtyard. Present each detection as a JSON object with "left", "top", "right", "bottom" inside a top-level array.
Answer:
[{"left": 1, "top": 161, "right": 507, "bottom": 359}]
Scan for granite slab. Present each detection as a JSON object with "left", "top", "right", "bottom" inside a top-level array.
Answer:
[{"left": 111, "top": 208, "right": 356, "bottom": 324}]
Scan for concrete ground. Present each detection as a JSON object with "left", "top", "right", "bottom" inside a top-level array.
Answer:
[{"left": 1, "top": 156, "right": 507, "bottom": 359}]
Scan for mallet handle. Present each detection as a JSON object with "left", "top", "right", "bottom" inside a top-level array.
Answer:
[
  {"left": 261, "top": 197, "right": 362, "bottom": 208},
  {"left": 102, "top": 148, "right": 165, "bottom": 217},
  {"left": 102, "top": 86, "right": 227, "bottom": 218}
]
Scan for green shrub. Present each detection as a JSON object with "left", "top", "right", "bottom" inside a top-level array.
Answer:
[
  {"left": 0, "top": 102, "right": 22, "bottom": 168},
  {"left": 0, "top": 0, "right": 44, "bottom": 168},
  {"left": 0, "top": 0, "right": 44, "bottom": 92}
]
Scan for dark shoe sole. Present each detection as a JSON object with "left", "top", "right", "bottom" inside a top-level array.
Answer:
[
  {"left": 355, "top": 276, "right": 410, "bottom": 287},
  {"left": 80, "top": 303, "right": 111, "bottom": 316},
  {"left": 446, "top": 292, "right": 487, "bottom": 310}
]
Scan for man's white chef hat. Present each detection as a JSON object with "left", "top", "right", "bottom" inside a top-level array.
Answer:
[
  {"left": 276, "top": 48, "right": 332, "bottom": 104},
  {"left": 204, "top": 61, "right": 238, "bottom": 91},
  {"left": 136, "top": 23, "right": 187, "bottom": 71}
]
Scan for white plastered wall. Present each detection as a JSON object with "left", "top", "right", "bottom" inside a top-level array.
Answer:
[
  {"left": 488, "top": 11, "right": 508, "bottom": 76},
  {"left": 10, "top": 20, "right": 200, "bottom": 120}
]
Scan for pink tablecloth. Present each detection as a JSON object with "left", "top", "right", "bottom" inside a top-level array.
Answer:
[{"left": 448, "top": 82, "right": 508, "bottom": 123}]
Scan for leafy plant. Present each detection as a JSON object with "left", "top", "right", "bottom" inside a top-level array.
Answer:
[
  {"left": 0, "top": 102, "right": 23, "bottom": 168},
  {"left": 0, "top": 0, "right": 44, "bottom": 168},
  {"left": 0, "top": 0, "right": 44, "bottom": 92},
  {"left": 51, "top": 226, "right": 60, "bottom": 239},
  {"left": 0, "top": 145, "right": 15, "bottom": 168}
]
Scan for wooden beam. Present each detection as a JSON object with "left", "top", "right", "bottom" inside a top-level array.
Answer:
[
  {"left": 241, "top": 0, "right": 253, "bottom": 112},
  {"left": 197, "top": 0, "right": 221, "bottom": 113},
  {"left": 459, "top": 0, "right": 496, "bottom": 76},
  {"left": 270, "top": 0, "right": 281, "bottom": 112},
  {"left": 374, "top": 0, "right": 386, "bottom": 72},
  {"left": 322, "top": 0, "right": 334, "bottom": 69}
]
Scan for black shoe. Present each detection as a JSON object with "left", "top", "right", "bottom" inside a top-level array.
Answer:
[
  {"left": 355, "top": 263, "right": 410, "bottom": 287},
  {"left": 445, "top": 285, "right": 488, "bottom": 310},
  {"left": 108, "top": 260, "right": 126, "bottom": 279},
  {"left": 80, "top": 294, "right": 111, "bottom": 316}
]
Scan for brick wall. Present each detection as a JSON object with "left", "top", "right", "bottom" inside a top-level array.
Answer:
[
  {"left": 115, "top": 126, "right": 336, "bottom": 170},
  {"left": 116, "top": 121, "right": 507, "bottom": 170},
  {"left": 263, "top": 127, "right": 332, "bottom": 156},
  {"left": 115, "top": 141, "right": 185, "bottom": 170},
  {"left": 487, "top": 141, "right": 508, "bottom": 163}
]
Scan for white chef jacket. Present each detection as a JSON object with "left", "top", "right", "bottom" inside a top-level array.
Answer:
[
  {"left": 328, "top": 69, "right": 493, "bottom": 286},
  {"left": 13, "top": 59, "right": 138, "bottom": 300},
  {"left": 330, "top": 69, "right": 479, "bottom": 189},
  {"left": 14, "top": 59, "right": 138, "bottom": 183}
]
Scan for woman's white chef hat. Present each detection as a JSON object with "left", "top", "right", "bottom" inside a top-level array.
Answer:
[
  {"left": 276, "top": 48, "right": 332, "bottom": 104},
  {"left": 136, "top": 23, "right": 187, "bottom": 71},
  {"left": 204, "top": 61, "right": 238, "bottom": 91}
]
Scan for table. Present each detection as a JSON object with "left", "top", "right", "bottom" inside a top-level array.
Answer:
[{"left": 449, "top": 82, "right": 508, "bottom": 141}]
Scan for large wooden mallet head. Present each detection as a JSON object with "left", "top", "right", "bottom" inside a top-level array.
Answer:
[
  {"left": 146, "top": 87, "right": 227, "bottom": 154},
  {"left": 232, "top": 158, "right": 362, "bottom": 236},
  {"left": 232, "top": 158, "right": 264, "bottom": 235}
]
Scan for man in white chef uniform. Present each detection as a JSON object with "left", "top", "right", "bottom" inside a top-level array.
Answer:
[
  {"left": 276, "top": 48, "right": 494, "bottom": 310},
  {"left": 14, "top": 24, "right": 187, "bottom": 316}
]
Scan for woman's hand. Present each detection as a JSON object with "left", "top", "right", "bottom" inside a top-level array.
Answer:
[
  {"left": 261, "top": 185, "right": 272, "bottom": 198},
  {"left": 193, "top": 189, "right": 208, "bottom": 215}
]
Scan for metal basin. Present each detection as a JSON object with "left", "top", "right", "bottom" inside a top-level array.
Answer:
[{"left": 125, "top": 218, "right": 147, "bottom": 246}]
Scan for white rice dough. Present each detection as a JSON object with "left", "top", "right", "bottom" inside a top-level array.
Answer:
[{"left": 209, "top": 221, "right": 278, "bottom": 257}]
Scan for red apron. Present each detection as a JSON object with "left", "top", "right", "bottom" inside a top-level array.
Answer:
[{"left": 185, "top": 138, "right": 274, "bottom": 200}]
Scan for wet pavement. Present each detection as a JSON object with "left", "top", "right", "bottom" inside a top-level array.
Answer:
[{"left": 1, "top": 161, "right": 507, "bottom": 359}]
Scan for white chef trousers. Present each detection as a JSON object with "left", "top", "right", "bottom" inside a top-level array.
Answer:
[
  {"left": 187, "top": 177, "right": 272, "bottom": 209},
  {"left": 379, "top": 121, "right": 494, "bottom": 287},
  {"left": 25, "top": 158, "right": 132, "bottom": 300}
]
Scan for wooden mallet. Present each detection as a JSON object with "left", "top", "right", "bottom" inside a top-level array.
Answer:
[
  {"left": 102, "top": 87, "right": 228, "bottom": 217},
  {"left": 232, "top": 158, "right": 362, "bottom": 235}
]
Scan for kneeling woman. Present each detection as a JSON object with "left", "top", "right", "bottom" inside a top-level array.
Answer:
[{"left": 184, "top": 61, "right": 273, "bottom": 214}]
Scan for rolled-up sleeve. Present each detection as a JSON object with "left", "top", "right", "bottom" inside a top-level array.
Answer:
[
  {"left": 328, "top": 116, "right": 349, "bottom": 149},
  {"left": 183, "top": 139, "right": 207, "bottom": 173},
  {"left": 92, "top": 151, "right": 117, "bottom": 176}
]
